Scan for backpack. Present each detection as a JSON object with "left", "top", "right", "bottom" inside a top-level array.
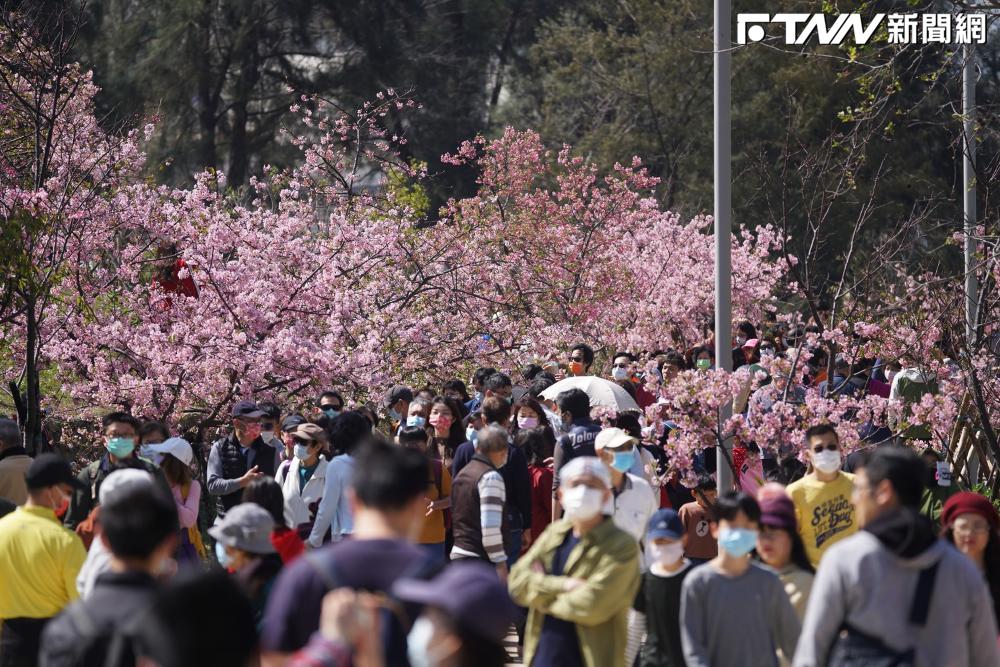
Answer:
[
  {"left": 56, "top": 602, "right": 139, "bottom": 667},
  {"left": 827, "top": 561, "right": 940, "bottom": 667},
  {"left": 301, "top": 550, "right": 441, "bottom": 667}
]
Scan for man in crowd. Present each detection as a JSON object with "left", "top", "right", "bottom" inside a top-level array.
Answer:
[
  {"left": 450, "top": 425, "right": 509, "bottom": 581},
  {"left": 482, "top": 371, "right": 514, "bottom": 404},
  {"left": 551, "top": 388, "right": 601, "bottom": 521},
  {"left": 261, "top": 438, "right": 435, "bottom": 666},
  {"left": 464, "top": 367, "right": 496, "bottom": 414},
  {"left": 510, "top": 456, "right": 640, "bottom": 667},
  {"left": 40, "top": 483, "right": 178, "bottom": 666},
  {"left": 315, "top": 390, "right": 345, "bottom": 420},
  {"left": 452, "top": 396, "right": 532, "bottom": 566},
  {"left": 207, "top": 400, "right": 278, "bottom": 522},
  {"left": 794, "top": 447, "right": 999, "bottom": 666},
  {"left": 64, "top": 412, "right": 166, "bottom": 531},
  {"left": 381, "top": 385, "right": 413, "bottom": 435},
  {"left": 0, "top": 454, "right": 87, "bottom": 667},
  {"left": 0, "top": 417, "right": 31, "bottom": 505},
  {"left": 594, "top": 427, "right": 658, "bottom": 551},
  {"left": 567, "top": 343, "right": 594, "bottom": 377},
  {"left": 786, "top": 424, "right": 857, "bottom": 567}
]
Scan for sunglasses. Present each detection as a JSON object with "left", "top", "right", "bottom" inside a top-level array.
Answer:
[
  {"left": 812, "top": 443, "right": 839, "bottom": 453},
  {"left": 292, "top": 438, "right": 315, "bottom": 447}
]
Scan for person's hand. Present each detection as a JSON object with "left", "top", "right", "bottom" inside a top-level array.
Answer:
[
  {"left": 563, "top": 577, "right": 586, "bottom": 592},
  {"left": 425, "top": 497, "right": 435, "bottom": 516},
  {"left": 238, "top": 465, "right": 263, "bottom": 487},
  {"left": 318, "top": 589, "right": 383, "bottom": 667},
  {"left": 495, "top": 562, "right": 509, "bottom": 583},
  {"left": 521, "top": 528, "right": 532, "bottom": 549}
]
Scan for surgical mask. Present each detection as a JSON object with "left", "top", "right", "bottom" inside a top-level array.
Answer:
[
  {"left": 696, "top": 358, "right": 712, "bottom": 371},
  {"left": 611, "top": 366, "right": 629, "bottom": 381},
  {"left": 466, "top": 427, "right": 478, "bottom": 444},
  {"left": 322, "top": 407, "right": 340, "bottom": 419},
  {"left": 611, "top": 449, "right": 635, "bottom": 473},
  {"left": 649, "top": 541, "right": 685, "bottom": 565},
  {"left": 139, "top": 443, "right": 160, "bottom": 460},
  {"left": 106, "top": 436, "right": 135, "bottom": 458},
  {"left": 518, "top": 416, "right": 539, "bottom": 430},
  {"left": 406, "top": 415, "right": 427, "bottom": 428},
  {"left": 735, "top": 335, "right": 746, "bottom": 346},
  {"left": 261, "top": 430, "right": 279, "bottom": 445},
  {"left": 718, "top": 527, "right": 758, "bottom": 557},
  {"left": 561, "top": 485, "right": 605, "bottom": 521},
  {"left": 293, "top": 444, "right": 312, "bottom": 461},
  {"left": 407, "top": 616, "right": 449, "bottom": 667},
  {"left": 811, "top": 449, "right": 841, "bottom": 474},
  {"left": 215, "top": 541, "right": 234, "bottom": 569},
  {"left": 388, "top": 408, "right": 401, "bottom": 421}
]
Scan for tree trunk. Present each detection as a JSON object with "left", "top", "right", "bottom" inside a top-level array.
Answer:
[{"left": 23, "top": 296, "right": 42, "bottom": 455}]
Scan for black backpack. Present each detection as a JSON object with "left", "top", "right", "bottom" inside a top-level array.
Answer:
[
  {"left": 49, "top": 603, "right": 139, "bottom": 667},
  {"left": 827, "top": 561, "right": 940, "bottom": 667}
]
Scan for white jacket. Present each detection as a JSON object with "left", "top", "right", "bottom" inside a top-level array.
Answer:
[
  {"left": 276, "top": 457, "right": 330, "bottom": 548},
  {"left": 604, "top": 472, "right": 658, "bottom": 567}
]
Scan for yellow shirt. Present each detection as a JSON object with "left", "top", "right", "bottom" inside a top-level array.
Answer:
[
  {"left": 786, "top": 471, "right": 857, "bottom": 568},
  {"left": 0, "top": 506, "right": 86, "bottom": 619}
]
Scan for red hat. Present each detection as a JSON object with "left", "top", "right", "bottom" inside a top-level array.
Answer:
[{"left": 941, "top": 492, "right": 999, "bottom": 531}]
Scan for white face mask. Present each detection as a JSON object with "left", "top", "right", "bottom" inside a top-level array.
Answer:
[
  {"left": 811, "top": 449, "right": 842, "bottom": 474},
  {"left": 611, "top": 366, "right": 629, "bottom": 381},
  {"left": 407, "top": 616, "right": 450, "bottom": 667},
  {"left": 561, "top": 485, "right": 605, "bottom": 521},
  {"left": 649, "top": 541, "right": 685, "bottom": 565},
  {"left": 735, "top": 335, "right": 746, "bottom": 346}
]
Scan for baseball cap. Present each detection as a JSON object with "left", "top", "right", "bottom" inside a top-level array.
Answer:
[
  {"left": 99, "top": 468, "right": 155, "bottom": 505},
  {"left": 292, "top": 423, "right": 327, "bottom": 444},
  {"left": 208, "top": 503, "right": 277, "bottom": 555},
  {"left": 24, "top": 453, "right": 86, "bottom": 491},
  {"left": 594, "top": 427, "right": 637, "bottom": 452},
  {"left": 231, "top": 400, "right": 265, "bottom": 419},
  {"left": 382, "top": 385, "right": 413, "bottom": 409},
  {"left": 647, "top": 508, "right": 684, "bottom": 540},
  {"left": 393, "top": 561, "right": 516, "bottom": 644},
  {"left": 743, "top": 338, "right": 760, "bottom": 349},
  {"left": 280, "top": 414, "right": 305, "bottom": 432},
  {"left": 759, "top": 495, "right": 797, "bottom": 532},
  {"left": 559, "top": 456, "right": 611, "bottom": 489},
  {"left": 145, "top": 437, "right": 194, "bottom": 466}
]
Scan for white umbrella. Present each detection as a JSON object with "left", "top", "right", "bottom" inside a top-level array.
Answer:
[{"left": 539, "top": 375, "right": 641, "bottom": 413}]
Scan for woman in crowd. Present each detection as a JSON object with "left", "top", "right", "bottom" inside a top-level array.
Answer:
[
  {"left": 242, "top": 477, "right": 305, "bottom": 564},
  {"left": 209, "top": 502, "right": 284, "bottom": 631},
  {"left": 941, "top": 492, "right": 1000, "bottom": 629},
  {"left": 755, "top": 494, "right": 814, "bottom": 619},
  {"left": 398, "top": 425, "right": 452, "bottom": 563},
  {"left": 428, "top": 396, "right": 466, "bottom": 471},
  {"left": 276, "top": 422, "right": 332, "bottom": 548},
  {"left": 151, "top": 437, "right": 206, "bottom": 566},
  {"left": 516, "top": 427, "right": 553, "bottom": 548}
]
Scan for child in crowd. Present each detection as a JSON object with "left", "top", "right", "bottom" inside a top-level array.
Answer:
[
  {"left": 679, "top": 475, "right": 717, "bottom": 564},
  {"left": 681, "top": 492, "right": 800, "bottom": 666},
  {"left": 627, "top": 508, "right": 695, "bottom": 667}
]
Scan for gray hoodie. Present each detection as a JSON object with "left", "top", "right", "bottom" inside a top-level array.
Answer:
[{"left": 794, "top": 510, "right": 999, "bottom": 667}]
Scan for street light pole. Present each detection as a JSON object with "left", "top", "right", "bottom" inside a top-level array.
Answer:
[
  {"left": 962, "top": 42, "right": 977, "bottom": 346},
  {"left": 714, "top": 0, "right": 734, "bottom": 492}
]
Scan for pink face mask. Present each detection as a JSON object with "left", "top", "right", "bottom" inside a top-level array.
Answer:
[
  {"left": 429, "top": 413, "right": 452, "bottom": 430},
  {"left": 518, "top": 416, "right": 540, "bottom": 429}
]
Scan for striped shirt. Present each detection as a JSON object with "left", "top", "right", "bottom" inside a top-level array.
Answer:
[{"left": 451, "top": 470, "right": 506, "bottom": 564}]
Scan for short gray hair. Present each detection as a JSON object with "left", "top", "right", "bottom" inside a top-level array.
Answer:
[
  {"left": 475, "top": 425, "right": 509, "bottom": 454},
  {"left": 0, "top": 419, "right": 19, "bottom": 450}
]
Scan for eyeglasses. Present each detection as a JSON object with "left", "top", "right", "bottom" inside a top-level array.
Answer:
[
  {"left": 612, "top": 363, "right": 629, "bottom": 369},
  {"left": 952, "top": 521, "right": 991, "bottom": 536}
]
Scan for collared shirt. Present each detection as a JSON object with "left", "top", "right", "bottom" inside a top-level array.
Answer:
[
  {"left": 605, "top": 473, "right": 658, "bottom": 558},
  {"left": 0, "top": 506, "right": 87, "bottom": 619}
]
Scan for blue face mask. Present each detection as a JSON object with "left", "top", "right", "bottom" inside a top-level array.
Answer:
[
  {"left": 215, "top": 541, "right": 234, "bottom": 569},
  {"left": 466, "top": 427, "right": 478, "bottom": 444},
  {"left": 407, "top": 415, "right": 427, "bottom": 428},
  {"left": 106, "top": 436, "right": 135, "bottom": 459},
  {"left": 139, "top": 443, "right": 159, "bottom": 460},
  {"left": 611, "top": 449, "right": 635, "bottom": 473},
  {"left": 389, "top": 408, "right": 401, "bottom": 421},
  {"left": 322, "top": 407, "right": 340, "bottom": 419},
  {"left": 718, "top": 527, "right": 759, "bottom": 557}
]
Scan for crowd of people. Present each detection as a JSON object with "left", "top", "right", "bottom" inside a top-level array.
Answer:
[{"left": 0, "top": 327, "right": 998, "bottom": 667}]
